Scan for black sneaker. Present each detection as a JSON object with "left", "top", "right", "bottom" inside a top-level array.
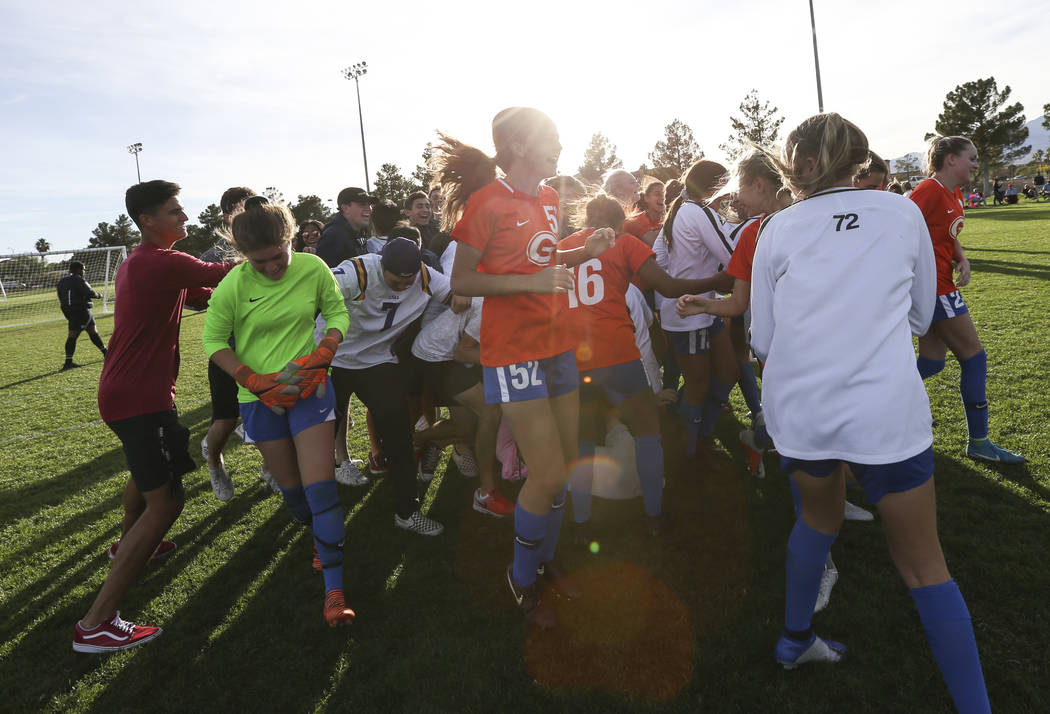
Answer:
[
  {"left": 418, "top": 444, "right": 443, "bottom": 482},
  {"left": 61, "top": 362, "right": 82, "bottom": 371},
  {"left": 537, "top": 561, "right": 581, "bottom": 600},
  {"left": 506, "top": 565, "right": 556, "bottom": 629}
]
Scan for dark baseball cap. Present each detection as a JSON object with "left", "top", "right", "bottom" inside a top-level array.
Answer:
[
  {"left": 337, "top": 186, "right": 377, "bottom": 206},
  {"left": 380, "top": 237, "right": 422, "bottom": 277}
]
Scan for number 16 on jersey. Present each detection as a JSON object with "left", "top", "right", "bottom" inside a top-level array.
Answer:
[{"left": 566, "top": 258, "right": 605, "bottom": 308}]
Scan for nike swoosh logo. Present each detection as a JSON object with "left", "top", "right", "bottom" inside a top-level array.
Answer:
[
  {"left": 516, "top": 219, "right": 529, "bottom": 227},
  {"left": 249, "top": 297, "right": 264, "bottom": 302}
]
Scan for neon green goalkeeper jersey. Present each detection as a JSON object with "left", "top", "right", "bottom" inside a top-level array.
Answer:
[{"left": 202, "top": 251, "right": 350, "bottom": 403}]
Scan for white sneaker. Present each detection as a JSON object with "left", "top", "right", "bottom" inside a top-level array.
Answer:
[
  {"left": 813, "top": 562, "right": 839, "bottom": 613},
  {"left": 451, "top": 446, "right": 479, "bottom": 477},
  {"left": 202, "top": 438, "right": 234, "bottom": 502},
  {"left": 335, "top": 460, "right": 370, "bottom": 487},
  {"left": 258, "top": 464, "right": 280, "bottom": 494},
  {"left": 394, "top": 510, "right": 444, "bottom": 536},
  {"left": 775, "top": 634, "right": 847, "bottom": 670},
  {"left": 844, "top": 500, "right": 874, "bottom": 522},
  {"left": 234, "top": 424, "right": 246, "bottom": 441}
]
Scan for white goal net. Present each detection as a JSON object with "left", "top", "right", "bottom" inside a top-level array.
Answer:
[{"left": 0, "top": 246, "right": 127, "bottom": 330}]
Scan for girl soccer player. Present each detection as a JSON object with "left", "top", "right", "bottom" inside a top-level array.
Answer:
[
  {"left": 653, "top": 160, "right": 739, "bottom": 456},
  {"left": 562, "top": 193, "right": 725, "bottom": 536},
  {"left": 622, "top": 179, "right": 665, "bottom": 246},
  {"left": 202, "top": 199, "right": 356, "bottom": 627},
  {"left": 433, "top": 107, "right": 614, "bottom": 628},
  {"left": 750, "top": 113, "right": 990, "bottom": 713},
  {"left": 911, "top": 136, "right": 1024, "bottom": 463}
]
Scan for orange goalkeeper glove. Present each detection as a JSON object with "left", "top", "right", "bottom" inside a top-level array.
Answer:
[{"left": 235, "top": 365, "right": 300, "bottom": 414}]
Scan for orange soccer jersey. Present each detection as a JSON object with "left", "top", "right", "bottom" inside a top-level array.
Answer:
[
  {"left": 622, "top": 212, "right": 662, "bottom": 240},
  {"left": 910, "top": 178, "right": 964, "bottom": 296},
  {"left": 451, "top": 179, "right": 572, "bottom": 367},
  {"left": 727, "top": 216, "right": 763, "bottom": 282},
  {"left": 558, "top": 228, "right": 655, "bottom": 372}
]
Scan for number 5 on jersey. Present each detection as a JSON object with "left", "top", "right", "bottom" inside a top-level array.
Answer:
[{"left": 567, "top": 258, "right": 605, "bottom": 308}]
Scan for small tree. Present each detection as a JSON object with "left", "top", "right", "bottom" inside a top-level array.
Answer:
[
  {"left": 372, "top": 163, "right": 415, "bottom": 206},
  {"left": 412, "top": 145, "right": 434, "bottom": 192},
  {"left": 577, "top": 133, "right": 623, "bottom": 185},
  {"left": 927, "top": 77, "right": 1030, "bottom": 192},
  {"left": 719, "top": 90, "right": 784, "bottom": 162},
  {"left": 1043, "top": 103, "right": 1049, "bottom": 133},
  {"left": 892, "top": 154, "right": 922, "bottom": 179},
  {"left": 89, "top": 214, "right": 140, "bottom": 248},
  {"left": 649, "top": 119, "right": 702, "bottom": 182},
  {"left": 178, "top": 204, "right": 225, "bottom": 257},
  {"left": 290, "top": 195, "right": 332, "bottom": 225},
  {"left": 35, "top": 238, "right": 50, "bottom": 254},
  {"left": 262, "top": 186, "right": 285, "bottom": 204}
]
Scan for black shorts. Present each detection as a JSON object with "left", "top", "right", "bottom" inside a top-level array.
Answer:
[
  {"left": 424, "top": 360, "right": 481, "bottom": 406},
  {"left": 207, "top": 359, "right": 241, "bottom": 421},
  {"left": 61, "top": 305, "right": 94, "bottom": 331},
  {"left": 106, "top": 408, "right": 194, "bottom": 496}
]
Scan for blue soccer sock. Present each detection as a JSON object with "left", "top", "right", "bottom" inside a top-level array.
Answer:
[
  {"left": 699, "top": 377, "right": 733, "bottom": 437},
  {"left": 911, "top": 580, "right": 991, "bottom": 714},
  {"left": 304, "top": 480, "right": 345, "bottom": 594},
  {"left": 635, "top": 434, "right": 664, "bottom": 517},
  {"left": 278, "top": 484, "right": 312, "bottom": 529},
  {"left": 539, "top": 488, "right": 567, "bottom": 564},
  {"left": 917, "top": 356, "right": 946, "bottom": 380},
  {"left": 784, "top": 519, "right": 836, "bottom": 635},
  {"left": 959, "top": 350, "right": 989, "bottom": 440},
  {"left": 789, "top": 478, "right": 802, "bottom": 519},
  {"left": 737, "top": 362, "right": 762, "bottom": 416},
  {"left": 570, "top": 441, "right": 595, "bottom": 524},
  {"left": 680, "top": 400, "right": 704, "bottom": 457},
  {"left": 511, "top": 502, "right": 546, "bottom": 587}
]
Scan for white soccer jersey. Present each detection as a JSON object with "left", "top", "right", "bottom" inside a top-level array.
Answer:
[
  {"left": 654, "top": 201, "right": 736, "bottom": 331},
  {"left": 412, "top": 296, "right": 482, "bottom": 364},
  {"left": 326, "top": 253, "right": 451, "bottom": 369},
  {"left": 749, "top": 187, "right": 937, "bottom": 463}
]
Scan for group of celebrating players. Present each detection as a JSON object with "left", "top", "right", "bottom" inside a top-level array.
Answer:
[{"left": 68, "top": 104, "right": 1023, "bottom": 713}]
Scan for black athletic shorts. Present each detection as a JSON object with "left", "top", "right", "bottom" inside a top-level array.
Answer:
[
  {"left": 207, "top": 359, "right": 241, "bottom": 421},
  {"left": 106, "top": 408, "right": 194, "bottom": 496},
  {"left": 61, "top": 305, "right": 94, "bottom": 331},
  {"left": 424, "top": 360, "right": 481, "bottom": 406}
]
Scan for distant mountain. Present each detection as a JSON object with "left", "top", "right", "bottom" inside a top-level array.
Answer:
[{"left": 889, "top": 115, "right": 1049, "bottom": 172}]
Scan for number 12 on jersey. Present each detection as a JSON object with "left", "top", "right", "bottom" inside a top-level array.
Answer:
[{"left": 566, "top": 258, "right": 605, "bottom": 308}]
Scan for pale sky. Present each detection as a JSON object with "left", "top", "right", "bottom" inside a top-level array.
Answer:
[{"left": 1, "top": 0, "right": 1045, "bottom": 253}]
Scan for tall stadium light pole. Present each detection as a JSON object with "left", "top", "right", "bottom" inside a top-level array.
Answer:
[
  {"left": 808, "top": 0, "right": 824, "bottom": 112},
  {"left": 127, "top": 143, "right": 143, "bottom": 182},
  {"left": 342, "top": 62, "right": 370, "bottom": 192}
]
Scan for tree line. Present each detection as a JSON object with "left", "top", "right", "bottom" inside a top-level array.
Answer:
[{"left": 73, "top": 82, "right": 1047, "bottom": 257}]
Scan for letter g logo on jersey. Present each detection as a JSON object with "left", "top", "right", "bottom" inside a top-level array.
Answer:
[
  {"left": 525, "top": 230, "right": 558, "bottom": 266},
  {"left": 949, "top": 216, "right": 965, "bottom": 240}
]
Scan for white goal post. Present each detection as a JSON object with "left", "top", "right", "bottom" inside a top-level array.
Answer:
[{"left": 0, "top": 246, "right": 128, "bottom": 330}]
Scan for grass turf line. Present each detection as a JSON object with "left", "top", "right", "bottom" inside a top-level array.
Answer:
[{"left": 0, "top": 203, "right": 1048, "bottom": 712}]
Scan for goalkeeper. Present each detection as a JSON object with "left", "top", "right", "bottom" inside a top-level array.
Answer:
[
  {"left": 201, "top": 197, "right": 355, "bottom": 627},
  {"left": 56, "top": 260, "right": 107, "bottom": 369}
]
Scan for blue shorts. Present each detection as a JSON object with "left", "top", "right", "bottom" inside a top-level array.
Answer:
[
  {"left": 483, "top": 350, "right": 579, "bottom": 404},
  {"left": 780, "top": 446, "right": 934, "bottom": 504},
  {"left": 580, "top": 360, "right": 649, "bottom": 406},
  {"left": 239, "top": 378, "right": 336, "bottom": 443},
  {"left": 666, "top": 318, "right": 725, "bottom": 355},
  {"left": 931, "top": 291, "right": 969, "bottom": 324}
]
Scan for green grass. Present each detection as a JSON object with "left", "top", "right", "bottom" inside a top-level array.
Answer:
[
  {"left": 0, "top": 283, "right": 117, "bottom": 330},
  {"left": 2, "top": 203, "right": 1049, "bottom": 712}
]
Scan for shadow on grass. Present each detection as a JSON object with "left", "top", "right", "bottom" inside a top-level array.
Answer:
[
  {"left": 966, "top": 247, "right": 1050, "bottom": 257},
  {"left": 10, "top": 407, "right": 1049, "bottom": 712},
  {"left": 0, "top": 404, "right": 213, "bottom": 539},
  {"left": 968, "top": 258, "right": 1050, "bottom": 282}
]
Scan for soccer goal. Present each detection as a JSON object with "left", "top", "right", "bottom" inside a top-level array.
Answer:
[{"left": 0, "top": 246, "right": 127, "bottom": 330}]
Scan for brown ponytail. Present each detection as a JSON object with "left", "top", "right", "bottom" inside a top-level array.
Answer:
[{"left": 662, "top": 160, "right": 728, "bottom": 248}]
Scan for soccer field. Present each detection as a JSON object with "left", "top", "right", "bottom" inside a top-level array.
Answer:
[{"left": 1, "top": 203, "right": 1048, "bottom": 713}]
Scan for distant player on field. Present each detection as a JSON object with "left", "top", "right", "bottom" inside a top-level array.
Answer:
[
  {"left": 57, "top": 260, "right": 107, "bottom": 370},
  {"left": 911, "top": 136, "right": 1025, "bottom": 464},
  {"left": 73, "top": 180, "right": 234, "bottom": 653}
]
